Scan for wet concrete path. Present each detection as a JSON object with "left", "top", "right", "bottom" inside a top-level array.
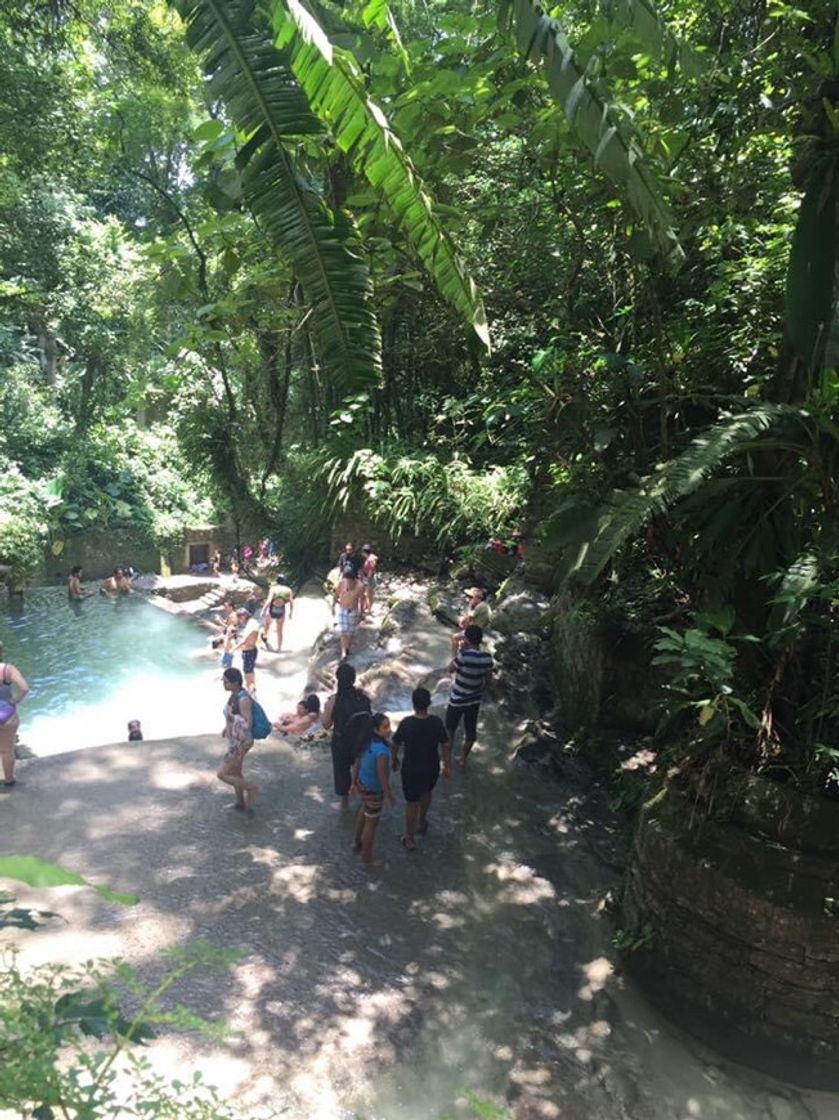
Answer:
[{"left": 2, "top": 588, "right": 837, "bottom": 1120}]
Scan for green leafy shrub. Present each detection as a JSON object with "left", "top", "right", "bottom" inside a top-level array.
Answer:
[
  {"left": 0, "top": 461, "right": 51, "bottom": 585},
  {"left": 323, "top": 446, "right": 529, "bottom": 550},
  {"left": 652, "top": 611, "right": 760, "bottom": 741},
  {"left": 55, "top": 422, "right": 216, "bottom": 548},
  {"left": 0, "top": 856, "right": 239, "bottom": 1120},
  {"left": 259, "top": 448, "right": 332, "bottom": 577},
  {"left": 0, "top": 360, "right": 71, "bottom": 476},
  {"left": 0, "top": 945, "right": 240, "bottom": 1120}
]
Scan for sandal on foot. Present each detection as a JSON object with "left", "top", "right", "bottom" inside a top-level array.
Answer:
[{"left": 401, "top": 836, "right": 417, "bottom": 851}]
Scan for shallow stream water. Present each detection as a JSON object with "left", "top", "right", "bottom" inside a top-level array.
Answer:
[{"left": 2, "top": 585, "right": 837, "bottom": 1120}]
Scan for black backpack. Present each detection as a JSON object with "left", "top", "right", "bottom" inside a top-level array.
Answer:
[{"left": 333, "top": 688, "right": 371, "bottom": 742}]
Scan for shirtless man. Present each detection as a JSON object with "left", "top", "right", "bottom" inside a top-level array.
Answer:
[
  {"left": 100, "top": 567, "right": 132, "bottom": 595},
  {"left": 232, "top": 607, "right": 261, "bottom": 690},
  {"left": 216, "top": 599, "right": 236, "bottom": 629},
  {"left": 262, "top": 576, "right": 294, "bottom": 651},
  {"left": 334, "top": 570, "right": 365, "bottom": 659},
  {"left": 360, "top": 544, "right": 378, "bottom": 618},
  {"left": 67, "top": 566, "right": 92, "bottom": 601}
]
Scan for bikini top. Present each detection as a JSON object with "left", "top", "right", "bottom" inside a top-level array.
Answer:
[{"left": 0, "top": 663, "right": 13, "bottom": 703}]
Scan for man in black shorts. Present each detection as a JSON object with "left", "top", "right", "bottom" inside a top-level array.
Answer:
[
  {"left": 392, "top": 687, "right": 451, "bottom": 850},
  {"left": 445, "top": 624, "right": 493, "bottom": 770}
]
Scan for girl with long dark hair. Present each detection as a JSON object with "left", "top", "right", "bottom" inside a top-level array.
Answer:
[
  {"left": 218, "top": 667, "right": 258, "bottom": 813},
  {"left": 348, "top": 711, "right": 396, "bottom": 867},
  {"left": 321, "top": 662, "right": 371, "bottom": 810}
]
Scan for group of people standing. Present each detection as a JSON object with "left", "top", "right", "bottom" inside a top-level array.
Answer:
[
  {"left": 216, "top": 566, "right": 495, "bottom": 867},
  {"left": 332, "top": 541, "right": 378, "bottom": 659},
  {"left": 211, "top": 577, "right": 295, "bottom": 690}
]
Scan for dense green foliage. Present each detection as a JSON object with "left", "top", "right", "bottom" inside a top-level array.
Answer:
[{"left": 1, "top": 0, "right": 838, "bottom": 793}]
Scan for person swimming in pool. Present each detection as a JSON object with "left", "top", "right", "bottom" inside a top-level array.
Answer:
[
  {"left": 100, "top": 567, "right": 132, "bottom": 595},
  {"left": 68, "top": 566, "right": 92, "bottom": 601}
]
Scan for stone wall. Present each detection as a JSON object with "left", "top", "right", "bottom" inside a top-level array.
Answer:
[
  {"left": 622, "top": 784, "right": 839, "bottom": 1089},
  {"left": 44, "top": 529, "right": 163, "bottom": 583},
  {"left": 42, "top": 525, "right": 237, "bottom": 582},
  {"left": 550, "top": 594, "right": 665, "bottom": 732},
  {"left": 330, "top": 509, "right": 441, "bottom": 572}
]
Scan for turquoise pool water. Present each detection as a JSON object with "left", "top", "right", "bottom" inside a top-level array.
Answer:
[{"left": 0, "top": 588, "right": 222, "bottom": 755}]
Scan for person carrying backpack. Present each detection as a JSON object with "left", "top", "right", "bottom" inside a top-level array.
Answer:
[
  {"left": 322, "top": 661, "right": 371, "bottom": 810},
  {"left": 217, "top": 666, "right": 269, "bottom": 814}
]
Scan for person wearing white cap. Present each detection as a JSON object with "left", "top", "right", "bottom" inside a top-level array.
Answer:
[{"left": 450, "top": 586, "right": 492, "bottom": 656}]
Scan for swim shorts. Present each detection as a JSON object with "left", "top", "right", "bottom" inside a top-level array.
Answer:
[
  {"left": 357, "top": 781, "right": 384, "bottom": 817},
  {"left": 338, "top": 607, "right": 360, "bottom": 635},
  {"left": 221, "top": 652, "right": 233, "bottom": 668},
  {"left": 242, "top": 648, "right": 258, "bottom": 673},
  {"left": 445, "top": 702, "right": 480, "bottom": 742}
]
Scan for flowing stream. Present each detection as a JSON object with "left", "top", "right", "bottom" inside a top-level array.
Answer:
[{"left": 2, "top": 583, "right": 836, "bottom": 1120}]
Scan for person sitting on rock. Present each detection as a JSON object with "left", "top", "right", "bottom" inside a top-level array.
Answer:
[
  {"left": 450, "top": 587, "right": 492, "bottom": 656},
  {"left": 273, "top": 694, "right": 321, "bottom": 736}
]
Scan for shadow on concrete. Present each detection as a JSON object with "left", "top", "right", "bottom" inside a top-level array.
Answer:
[{"left": 1, "top": 599, "right": 829, "bottom": 1120}]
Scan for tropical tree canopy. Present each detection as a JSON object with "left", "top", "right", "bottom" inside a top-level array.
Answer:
[{"left": 1, "top": 0, "right": 838, "bottom": 788}]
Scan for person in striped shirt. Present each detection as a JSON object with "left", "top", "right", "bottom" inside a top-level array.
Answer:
[{"left": 445, "top": 624, "right": 493, "bottom": 770}]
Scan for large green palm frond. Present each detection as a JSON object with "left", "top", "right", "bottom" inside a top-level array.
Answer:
[
  {"left": 551, "top": 404, "right": 799, "bottom": 586},
  {"left": 272, "top": 0, "right": 490, "bottom": 350},
  {"left": 607, "top": 0, "right": 704, "bottom": 80},
  {"left": 174, "top": 0, "right": 381, "bottom": 388},
  {"left": 502, "top": 0, "right": 685, "bottom": 268}
]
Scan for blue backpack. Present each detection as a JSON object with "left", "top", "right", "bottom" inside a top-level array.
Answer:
[{"left": 238, "top": 690, "right": 272, "bottom": 740}]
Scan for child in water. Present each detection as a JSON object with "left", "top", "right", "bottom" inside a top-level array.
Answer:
[{"left": 349, "top": 711, "right": 396, "bottom": 867}]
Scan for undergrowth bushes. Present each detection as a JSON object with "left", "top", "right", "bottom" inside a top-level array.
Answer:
[{"left": 321, "top": 446, "right": 529, "bottom": 551}]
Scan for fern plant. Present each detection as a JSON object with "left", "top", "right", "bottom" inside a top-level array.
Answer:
[
  {"left": 322, "top": 447, "right": 528, "bottom": 549},
  {"left": 549, "top": 402, "right": 799, "bottom": 587}
]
